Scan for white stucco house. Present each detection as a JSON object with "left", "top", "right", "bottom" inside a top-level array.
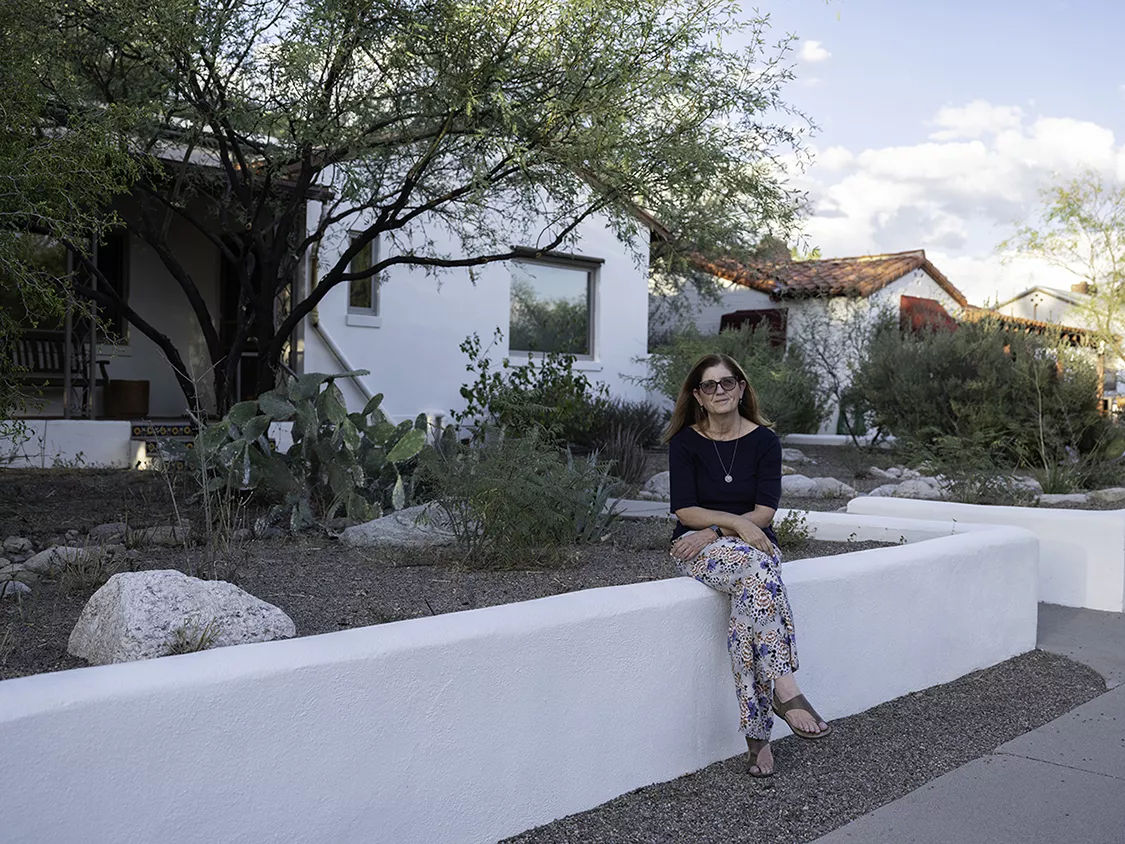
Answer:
[
  {"left": 3, "top": 175, "right": 652, "bottom": 466},
  {"left": 656, "top": 250, "right": 970, "bottom": 433}
]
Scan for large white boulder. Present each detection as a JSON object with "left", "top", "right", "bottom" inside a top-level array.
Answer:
[
  {"left": 812, "top": 476, "right": 857, "bottom": 498},
  {"left": 339, "top": 502, "right": 459, "bottom": 547},
  {"left": 867, "top": 483, "right": 900, "bottom": 497},
  {"left": 68, "top": 570, "right": 296, "bottom": 665}
]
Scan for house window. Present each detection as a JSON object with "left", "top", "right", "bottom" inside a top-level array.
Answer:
[
  {"left": 348, "top": 233, "right": 379, "bottom": 315},
  {"left": 509, "top": 257, "right": 596, "bottom": 356},
  {"left": 0, "top": 230, "right": 128, "bottom": 339}
]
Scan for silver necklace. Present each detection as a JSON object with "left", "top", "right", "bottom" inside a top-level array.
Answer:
[{"left": 706, "top": 421, "right": 741, "bottom": 483}]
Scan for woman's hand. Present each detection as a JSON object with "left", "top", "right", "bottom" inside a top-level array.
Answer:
[
  {"left": 733, "top": 518, "right": 775, "bottom": 556},
  {"left": 669, "top": 528, "right": 721, "bottom": 563}
]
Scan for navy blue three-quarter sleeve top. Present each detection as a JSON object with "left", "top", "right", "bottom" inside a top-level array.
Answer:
[{"left": 668, "top": 424, "right": 783, "bottom": 544}]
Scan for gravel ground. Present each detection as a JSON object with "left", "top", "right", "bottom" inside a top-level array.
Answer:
[
  {"left": 503, "top": 649, "right": 1106, "bottom": 844},
  {"left": 0, "top": 514, "right": 889, "bottom": 681}
]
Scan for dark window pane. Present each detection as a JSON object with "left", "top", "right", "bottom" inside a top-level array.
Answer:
[
  {"left": 509, "top": 261, "right": 591, "bottom": 354},
  {"left": 348, "top": 238, "right": 375, "bottom": 312}
]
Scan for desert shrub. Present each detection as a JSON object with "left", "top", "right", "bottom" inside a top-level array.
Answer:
[
  {"left": 420, "top": 426, "right": 619, "bottom": 568},
  {"left": 564, "top": 397, "right": 668, "bottom": 453},
  {"left": 453, "top": 329, "right": 609, "bottom": 444},
  {"left": 597, "top": 423, "right": 649, "bottom": 487},
  {"left": 639, "top": 324, "right": 827, "bottom": 434},
  {"left": 191, "top": 371, "right": 428, "bottom": 532},
  {"left": 851, "top": 315, "right": 1111, "bottom": 468}
]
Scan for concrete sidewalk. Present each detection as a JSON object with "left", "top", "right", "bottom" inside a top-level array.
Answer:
[{"left": 812, "top": 604, "right": 1125, "bottom": 844}]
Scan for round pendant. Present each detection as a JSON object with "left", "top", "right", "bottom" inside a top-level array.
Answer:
[{"left": 724, "top": 474, "right": 733, "bottom": 483}]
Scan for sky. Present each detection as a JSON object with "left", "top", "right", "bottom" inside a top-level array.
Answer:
[{"left": 756, "top": 0, "right": 1125, "bottom": 306}]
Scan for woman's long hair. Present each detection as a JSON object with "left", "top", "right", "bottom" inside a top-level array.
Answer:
[{"left": 661, "top": 353, "right": 773, "bottom": 444}]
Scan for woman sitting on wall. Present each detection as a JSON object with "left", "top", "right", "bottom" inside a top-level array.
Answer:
[{"left": 666, "top": 352, "right": 832, "bottom": 777}]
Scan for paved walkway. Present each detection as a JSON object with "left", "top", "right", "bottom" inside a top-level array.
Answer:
[{"left": 811, "top": 604, "right": 1125, "bottom": 844}]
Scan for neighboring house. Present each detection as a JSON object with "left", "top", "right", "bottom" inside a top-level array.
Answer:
[
  {"left": 9, "top": 195, "right": 651, "bottom": 428},
  {"left": 993, "top": 284, "right": 1123, "bottom": 408},
  {"left": 662, "top": 250, "right": 970, "bottom": 434}
]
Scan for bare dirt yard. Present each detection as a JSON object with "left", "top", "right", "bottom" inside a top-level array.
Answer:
[{"left": 1, "top": 464, "right": 887, "bottom": 681}]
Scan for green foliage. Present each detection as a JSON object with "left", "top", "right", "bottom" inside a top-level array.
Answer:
[
  {"left": 421, "top": 426, "right": 619, "bottom": 569},
  {"left": 597, "top": 424, "right": 649, "bottom": 487},
  {"left": 575, "top": 398, "right": 668, "bottom": 451},
  {"left": 999, "top": 169, "right": 1125, "bottom": 362},
  {"left": 0, "top": 0, "right": 137, "bottom": 417},
  {"left": 453, "top": 329, "right": 609, "bottom": 444},
  {"left": 195, "top": 372, "right": 428, "bottom": 532},
  {"left": 901, "top": 434, "right": 1034, "bottom": 506},
  {"left": 852, "top": 316, "right": 1109, "bottom": 467},
  {"left": 641, "top": 324, "right": 827, "bottom": 434},
  {"left": 38, "top": 0, "right": 808, "bottom": 411},
  {"left": 773, "top": 509, "right": 811, "bottom": 547},
  {"left": 167, "top": 618, "right": 220, "bottom": 656}
]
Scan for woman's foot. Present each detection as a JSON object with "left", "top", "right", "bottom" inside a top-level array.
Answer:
[
  {"left": 773, "top": 674, "right": 829, "bottom": 736},
  {"left": 746, "top": 738, "right": 774, "bottom": 777}
]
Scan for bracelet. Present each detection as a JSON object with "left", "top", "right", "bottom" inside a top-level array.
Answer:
[{"left": 709, "top": 525, "right": 723, "bottom": 539}]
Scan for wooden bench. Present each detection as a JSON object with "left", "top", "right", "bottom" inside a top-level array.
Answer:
[{"left": 13, "top": 330, "right": 110, "bottom": 411}]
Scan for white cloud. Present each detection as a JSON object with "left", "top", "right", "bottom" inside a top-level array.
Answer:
[
  {"left": 797, "top": 101, "right": 1124, "bottom": 305},
  {"left": 929, "top": 100, "right": 1024, "bottom": 141},
  {"left": 799, "top": 40, "right": 831, "bottom": 63}
]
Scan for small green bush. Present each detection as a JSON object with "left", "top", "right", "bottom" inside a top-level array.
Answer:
[
  {"left": 453, "top": 329, "right": 609, "bottom": 444},
  {"left": 641, "top": 325, "right": 827, "bottom": 434},
  {"left": 574, "top": 398, "right": 668, "bottom": 451},
  {"left": 420, "top": 426, "right": 619, "bottom": 569},
  {"left": 598, "top": 423, "right": 649, "bottom": 487},
  {"left": 773, "top": 509, "right": 810, "bottom": 547}
]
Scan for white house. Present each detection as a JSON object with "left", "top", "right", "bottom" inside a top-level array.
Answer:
[
  {"left": 662, "top": 250, "right": 970, "bottom": 434},
  {"left": 8, "top": 203, "right": 651, "bottom": 426}
]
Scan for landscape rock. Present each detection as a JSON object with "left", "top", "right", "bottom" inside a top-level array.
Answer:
[
  {"left": 781, "top": 448, "right": 815, "bottom": 465},
  {"left": 893, "top": 479, "right": 946, "bottom": 500},
  {"left": 67, "top": 570, "right": 296, "bottom": 665},
  {"left": 339, "top": 502, "right": 459, "bottom": 548},
  {"left": 868, "top": 467, "right": 895, "bottom": 480},
  {"left": 812, "top": 477, "right": 858, "bottom": 498},
  {"left": 88, "top": 522, "right": 128, "bottom": 544},
  {"left": 232, "top": 528, "right": 255, "bottom": 543},
  {"left": 1089, "top": 487, "right": 1125, "bottom": 504},
  {"left": 1, "top": 580, "right": 31, "bottom": 598},
  {"left": 867, "top": 483, "right": 901, "bottom": 497},
  {"left": 1005, "top": 475, "right": 1043, "bottom": 495},
  {"left": 1037, "top": 493, "right": 1091, "bottom": 506},
  {"left": 638, "top": 471, "right": 671, "bottom": 501},
  {"left": 3, "top": 537, "right": 32, "bottom": 556},
  {"left": 129, "top": 523, "right": 193, "bottom": 547},
  {"left": 900, "top": 468, "right": 923, "bottom": 480},
  {"left": 23, "top": 546, "right": 91, "bottom": 577},
  {"left": 781, "top": 464, "right": 796, "bottom": 476},
  {"left": 0, "top": 562, "right": 27, "bottom": 577},
  {"left": 781, "top": 475, "right": 856, "bottom": 499}
]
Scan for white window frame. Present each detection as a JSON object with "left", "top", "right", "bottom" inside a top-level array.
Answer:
[
  {"left": 508, "top": 252, "right": 601, "bottom": 362},
  {"left": 346, "top": 232, "right": 381, "bottom": 328}
]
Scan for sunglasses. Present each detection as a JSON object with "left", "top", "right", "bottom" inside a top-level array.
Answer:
[{"left": 697, "top": 376, "right": 741, "bottom": 395}]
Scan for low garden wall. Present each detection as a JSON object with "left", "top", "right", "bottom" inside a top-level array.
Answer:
[
  {"left": 847, "top": 497, "right": 1125, "bottom": 613},
  {"left": 0, "top": 420, "right": 135, "bottom": 469},
  {"left": 0, "top": 518, "right": 1037, "bottom": 844}
]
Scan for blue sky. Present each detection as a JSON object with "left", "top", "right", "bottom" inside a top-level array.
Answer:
[{"left": 754, "top": 0, "right": 1125, "bottom": 304}]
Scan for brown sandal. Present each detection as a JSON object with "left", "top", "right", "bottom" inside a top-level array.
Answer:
[
  {"left": 772, "top": 693, "right": 832, "bottom": 740},
  {"left": 745, "top": 737, "right": 774, "bottom": 778}
]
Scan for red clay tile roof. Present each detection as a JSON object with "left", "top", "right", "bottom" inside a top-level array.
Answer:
[{"left": 696, "top": 249, "right": 970, "bottom": 308}]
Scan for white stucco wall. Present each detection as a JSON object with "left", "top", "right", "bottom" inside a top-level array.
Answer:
[
  {"left": 301, "top": 210, "right": 651, "bottom": 419},
  {"left": 0, "top": 420, "right": 134, "bottom": 468},
  {"left": 997, "top": 288, "right": 1083, "bottom": 325},
  {"left": 0, "top": 516, "right": 1036, "bottom": 844},
  {"left": 847, "top": 497, "right": 1125, "bottom": 612}
]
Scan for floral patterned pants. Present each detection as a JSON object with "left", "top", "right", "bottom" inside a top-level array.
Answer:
[{"left": 676, "top": 536, "right": 800, "bottom": 740}]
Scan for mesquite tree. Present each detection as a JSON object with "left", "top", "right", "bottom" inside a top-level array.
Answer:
[{"left": 45, "top": 0, "right": 809, "bottom": 412}]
